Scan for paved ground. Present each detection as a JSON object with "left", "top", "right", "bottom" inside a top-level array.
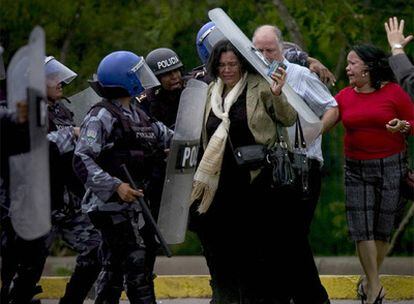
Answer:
[
  {"left": 40, "top": 300, "right": 414, "bottom": 304},
  {"left": 40, "top": 256, "right": 414, "bottom": 276}
]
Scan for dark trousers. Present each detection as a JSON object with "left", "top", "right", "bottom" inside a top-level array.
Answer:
[
  {"left": 0, "top": 218, "right": 48, "bottom": 304},
  {"left": 288, "top": 160, "right": 329, "bottom": 304},
  {"left": 93, "top": 218, "right": 155, "bottom": 304},
  {"left": 45, "top": 210, "right": 102, "bottom": 304}
]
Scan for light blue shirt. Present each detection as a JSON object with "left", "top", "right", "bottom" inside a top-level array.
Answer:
[{"left": 283, "top": 58, "right": 337, "bottom": 163}]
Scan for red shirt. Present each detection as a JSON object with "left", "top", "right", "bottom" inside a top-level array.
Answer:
[{"left": 336, "top": 82, "right": 414, "bottom": 160}]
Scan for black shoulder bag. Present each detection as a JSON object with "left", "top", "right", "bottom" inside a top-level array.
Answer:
[
  {"left": 228, "top": 135, "right": 267, "bottom": 170},
  {"left": 291, "top": 118, "right": 311, "bottom": 196}
]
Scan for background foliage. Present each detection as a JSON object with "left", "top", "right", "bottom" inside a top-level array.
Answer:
[{"left": 1, "top": 0, "right": 413, "bottom": 256}]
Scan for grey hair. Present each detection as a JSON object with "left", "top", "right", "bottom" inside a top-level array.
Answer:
[{"left": 252, "top": 25, "right": 284, "bottom": 50}]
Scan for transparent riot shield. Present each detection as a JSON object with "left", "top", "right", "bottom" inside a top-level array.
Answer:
[
  {"left": 208, "top": 8, "right": 322, "bottom": 145},
  {"left": 65, "top": 87, "right": 102, "bottom": 126},
  {"left": 157, "top": 79, "right": 208, "bottom": 244},
  {"left": 0, "top": 46, "right": 5, "bottom": 80},
  {"left": 7, "top": 26, "right": 50, "bottom": 240}
]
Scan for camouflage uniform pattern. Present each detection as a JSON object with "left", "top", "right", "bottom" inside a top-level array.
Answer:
[
  {"left": 74, "top": 98, "right": 172, "bottom": 304},
  {"left": 46, "top": 100, "right": 102, "bottom": 304},
  {"left": 75, "top": 99, "right": 172, "bottom": 214}
]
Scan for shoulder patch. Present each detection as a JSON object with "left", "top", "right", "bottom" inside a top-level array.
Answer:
[{"left": 86, "top": 129, "right": 98, "bottom": 143}]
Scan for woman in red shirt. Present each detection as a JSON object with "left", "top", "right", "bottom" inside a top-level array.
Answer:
[{"left": 336, "top": 44, "right": 414, "bottom": 304}]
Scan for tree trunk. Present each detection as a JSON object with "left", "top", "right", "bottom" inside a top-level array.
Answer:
[
  {"left": 60, "top": 2, "right": 84, "bottom": 64},
  {"left": 272, "top": 0, "right": 305, "bottom": 50}
]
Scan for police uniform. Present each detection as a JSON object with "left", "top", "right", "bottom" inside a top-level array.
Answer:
[
  {"left": 0, "top": 109, "right": 47, "bottom": 304},
  {"left": 74, "top": 98, "right": 172, "bottom": 304},
  {"left": 46, "top": 100, "right": 102, "bottom": 304}
]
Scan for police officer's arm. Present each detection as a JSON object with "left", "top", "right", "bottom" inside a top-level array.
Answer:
[
  {"left": 307, "top": 57, "right": 336, "bottom": 86},
  {"left": 283, "top": 43, "right": 336, "bottom": 86},
  {"left": 152, "top": 121, "right": 174, "bottom": 150},
  {"left": 74, "top": 109, "right": 143, "bottom": 203},
  {"left": 74, "top": 110, "right": 125, "bottom": 203},
  {"left": 47, "top": 126, "right": 77, "bottom": 154}
]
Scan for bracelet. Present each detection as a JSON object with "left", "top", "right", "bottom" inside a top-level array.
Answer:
[{"left": 392, "top": 43, "right": 404, "bottom": 50}]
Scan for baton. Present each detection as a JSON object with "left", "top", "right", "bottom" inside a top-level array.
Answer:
[{"left": 120, "top": 164, "right": 172, "bottom": 257}]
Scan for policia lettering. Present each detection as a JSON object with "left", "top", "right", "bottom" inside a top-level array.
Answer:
[
  {"left": 157, "top": 56, "right": 180, "bottom": 70},
  {"left": 146, "top": 48, "right": 183, "bottom": 76},
  {"left": 176, "top": 143, "right": 198, "bottom": 170}
]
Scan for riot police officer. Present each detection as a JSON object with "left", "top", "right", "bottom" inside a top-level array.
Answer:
[
  {"left": 0, "top": 105, "right": 46, "bottom": 304},
  {"left": 73, "top": 51, "right": 172, "bottom": 304},
  {"left": 0, "top": 42, "right": 48, "bottom": 304},
  {"left": 138, "top": 48, "right": 184, "bottom": 128},
  {"left": 44, "top": 56, "right": 102, "bottom": 304}
]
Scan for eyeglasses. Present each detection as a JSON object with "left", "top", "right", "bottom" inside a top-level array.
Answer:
[{"left": 218, "top": 61, "right": 240, "bottom": 70}]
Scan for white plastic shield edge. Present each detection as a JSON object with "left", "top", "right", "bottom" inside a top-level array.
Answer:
[
  {"left": 157, "top": 79, "right": 208, "bottom": 244},
  {"left": 8, "top": 26, "right": 51, "bottom": 240},
  {"left": 66, "top": 87, "right": 102, "bottom": 126},
  {"left": 208, "top": 8, "right": 322, "bottom": 145},
  {"left": 0, "top": 46, "right": 5, "bottom": 80}
]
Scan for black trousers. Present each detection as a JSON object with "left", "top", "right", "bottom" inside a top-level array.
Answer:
[
  {"left": 93, "top": 217, "right": 155, "bottom": 304},
  {"left": 288, "top": 160, "right": 329, "bottom": 304},
  {"left": 0, "top": 217, "right": 48, "bottom": 304}
]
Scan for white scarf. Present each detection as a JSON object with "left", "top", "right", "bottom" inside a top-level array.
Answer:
[{"left": 191, "top": 72, "right": 248, "bottom": 213}]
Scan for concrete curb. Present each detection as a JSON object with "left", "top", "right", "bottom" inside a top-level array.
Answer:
[{"left": 37, "top": 275, "right": 414, "bottom": 300}]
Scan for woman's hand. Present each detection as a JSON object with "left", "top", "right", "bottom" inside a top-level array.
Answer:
[
  {"left": 386, "top": 118, "right": 411, "bottom": 133},
  {"left": 270, "top": 68, "right": 286, "bottom": 96}
]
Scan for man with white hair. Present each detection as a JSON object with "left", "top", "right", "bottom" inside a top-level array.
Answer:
[{"left": 253, "top": 24, "right": 338, "bottom": 304}]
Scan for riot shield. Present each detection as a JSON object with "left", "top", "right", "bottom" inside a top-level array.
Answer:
[
  {"left": 208, "top": 8, "right": 322, "bottom": 145},
  {"left": 0, "top": 46, "right": 5, "bottom": 80},
  {"left": 7, "top": 26, "right": 51, "bottom": 240},
  {"left": 65, "top": 87, "right": 102, "bottom": 126},
  {"left": 157, "top": 79, "right": 208, "bottom": 244}
]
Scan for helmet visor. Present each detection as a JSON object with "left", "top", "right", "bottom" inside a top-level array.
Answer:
[
  {"left": 45, "top": 56, "right": 77, "bottom": 87},
  {"left": 199, "top": 26, "right": 225, "bottom": 54},
  {"left": 131, "top": 58, "right": 160, "bottom": 89}
]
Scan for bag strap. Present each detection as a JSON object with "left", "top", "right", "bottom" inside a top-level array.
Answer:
[
  {"left": 275, "top": 124, "right": 288, "bottom": 149},
  {"left": 294, "top": 117, "right": 307, "bottom": 149},
  {"left": 227, "top": 132, "right": 236, "bottom": 153}
]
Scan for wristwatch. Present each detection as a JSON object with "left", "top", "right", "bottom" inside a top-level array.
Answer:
[{"left": 392, "top": 43, "right": 404, "bottom": 50}]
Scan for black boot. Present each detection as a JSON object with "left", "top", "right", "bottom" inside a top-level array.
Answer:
[
  {"left": 9, "top": 284, "right": 43, "bottom": 304},
  {"left": 58, "top": 263, "right": 101, "bottom": 304}
]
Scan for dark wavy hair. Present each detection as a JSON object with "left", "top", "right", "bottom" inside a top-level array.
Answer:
[
  {"left": 352, "top": 44, "right": 395, "bottom": 90},
  {"left": 206, "top": 39, "right": 256, "bottom": 79}
]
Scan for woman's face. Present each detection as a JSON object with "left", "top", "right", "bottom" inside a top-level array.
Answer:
[
  {"left": 345, "top": 51, "right": 370, "bottom": 88},
  {"left": 218, "top": 51, "right": 242, "bottom": 88}
]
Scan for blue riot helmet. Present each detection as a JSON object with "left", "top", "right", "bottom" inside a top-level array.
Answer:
[
  {"left": 91, "top": 51, "right": 160, "bottom": 99},
  {"left": 196, "top": 21, "right": 225, "bottom": 64},
  {"left": 44, "top": 56, "right": 77, "bottom": 87}
]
